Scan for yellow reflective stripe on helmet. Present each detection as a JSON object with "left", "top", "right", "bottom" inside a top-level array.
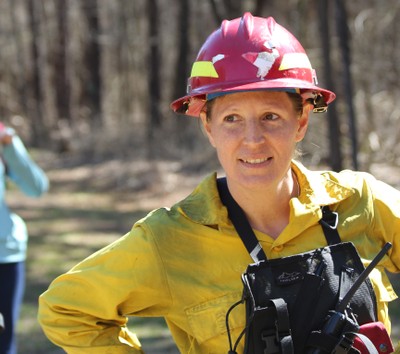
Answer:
[
  {"left": 279, "top": 53, "right": 312, "bottom": 70},
  {"left": 190, "top": 61, "right": 219, "bottom": 78}
]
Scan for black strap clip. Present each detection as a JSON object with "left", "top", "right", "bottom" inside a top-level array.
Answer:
[
  {"left": 261, "top": 329, "right": 280, "bottom": 354},
  {"left": 319, "top": 205, "right": 341, "bottom": 245},
  {"left": 320, "top": 205, "right": 339, "bottom": 229},
  {"left": 332, "top": 333, "right": 356, "bottom": 353}
]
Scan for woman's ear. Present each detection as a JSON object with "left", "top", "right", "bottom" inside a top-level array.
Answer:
[
  {"left": 199, "top": 111, "right": 216, "bottom": 147},
  {"left": 295, "top": 103, "right": 311, "bottom": 142}
]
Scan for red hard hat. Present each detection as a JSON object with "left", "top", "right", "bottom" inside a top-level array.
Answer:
[{"left": 171, "top": 12, "right": 336, "bottom": 117}]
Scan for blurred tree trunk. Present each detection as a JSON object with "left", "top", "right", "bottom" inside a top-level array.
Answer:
[
  {"left": 9, "top": 0, "right": 28, "bottom": 118},
  {"left": 318, "top": 0, "right": 343, "bottom": 171},
  {"left": 116, "top": 0, "right": 132, "bottom": 124},
  {"left": 173, "top": 0, "right": 190, "bottom": 101},
  {"left": 173, "top": 0, "right": 193, "bottom": 147},
  {"left": 81, "top": 0, "right": 102, "bottom": 125},
  {"left": 223, "top": 0, "right": 242, "bottom": 19},
  {"left": 54, "top": 0, "right": 71, "bottom": 123},
  {"left": 209, "top": 0, "right": 244, "bottom": 23},
  {"left": 253, "top": 0, "right": 266, "bottom": 16},
  {"left": 209, "top": 0, "right": 265, "bottom": 19},
  {"left": 335, "top": 0, "right": 358, "bottom": 170},
  {"left": 26, "top": 0, "right": 45, "bottom": 146},
  {"left": 146, "top": 0, "right": 161, "bottom": 157}
]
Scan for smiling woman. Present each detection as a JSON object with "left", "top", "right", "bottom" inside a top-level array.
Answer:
[{"left": 38, "top": 12, "right": 399, "bottom": 354}]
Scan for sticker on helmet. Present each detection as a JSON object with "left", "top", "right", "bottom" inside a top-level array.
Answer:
[
  {"left": 190, "top": 61, "right": 219, "bottom": 78},
  {"left": 279, "top": 53, "right": 312, "bottom": 70},
  {"left": 189, "top": 54, "right": 226, "bottom": 78},
  {"left": 242, "top": 49, "right": 279, "bottom": 80},
  {"left": 211, "top": 54, "right": 225, "bottom": 64}
]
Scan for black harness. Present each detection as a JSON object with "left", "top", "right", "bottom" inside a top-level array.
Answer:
[
  {"left": 217, "top": 177, "right": 342, "bottom": 262},
  {"left": 217, "top": 177, "right": 382, "bottom": 354}
]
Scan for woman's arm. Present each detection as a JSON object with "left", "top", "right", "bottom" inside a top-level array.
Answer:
[
  {"left": 1, "top": 129, "right": 49, "bottom": 197},
  {"left": 38, "top": 225, "right": 171, "bottom": 353}
]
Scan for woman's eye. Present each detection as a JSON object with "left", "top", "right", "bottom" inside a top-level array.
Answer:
[
  {"left": 264, "top": 113, "right": 279, "bottom": 121},
  {"left": 224, "top": 114, "right": 238, "bottom": 122}
]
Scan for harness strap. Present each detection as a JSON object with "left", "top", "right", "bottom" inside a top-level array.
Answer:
[
  {"left": 217, "top": 179, "right": 342, "bottom": 261},
  {"left": 319, "top": 205, "right": 341, "bottom": 244},
  {"left": 263, "top": 299, "right": 293, "bottom": 354},
  {"left": 217, "top": 177, "right": 267, "bottom": 262}
]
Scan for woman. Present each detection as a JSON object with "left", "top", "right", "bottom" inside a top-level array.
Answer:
[
  {"left": 38, "top": 13, "right": 398, "bottom": 353},
  {"left": 0, "top": 122, "right": 49, "bottom": 354}
]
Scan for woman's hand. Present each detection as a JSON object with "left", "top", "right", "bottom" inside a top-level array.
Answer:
[{"left": 0, "top": 122, "right": 14, "bottom": 145}]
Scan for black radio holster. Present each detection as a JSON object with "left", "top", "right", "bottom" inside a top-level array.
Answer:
[{"left": 241, "top": 242, "right": 377, "bottom": 354}]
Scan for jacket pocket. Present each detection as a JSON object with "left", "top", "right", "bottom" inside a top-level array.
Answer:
[{"left": 185, "top": 291, "right": 245, "bottom": 345}]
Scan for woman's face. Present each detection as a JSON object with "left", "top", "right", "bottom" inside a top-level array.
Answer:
[{"left": 200, "top": 91, "right": 310, "bottom": 190}]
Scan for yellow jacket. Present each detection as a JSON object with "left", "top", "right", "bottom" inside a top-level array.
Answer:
[{"left": 38, "top": 161, "right": 399, "bottom": 353}]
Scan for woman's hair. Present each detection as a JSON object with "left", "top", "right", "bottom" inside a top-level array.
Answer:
[
  {"left": 286, "top": 92, "right": 304, "bottom": 115},
  {"left": 204, "top": 91, "right": 304, "bottom": 120}
]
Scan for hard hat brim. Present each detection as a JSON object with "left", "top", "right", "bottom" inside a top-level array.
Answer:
[{"left": 171, "top": 78, "right": 336, "bottom": 117}]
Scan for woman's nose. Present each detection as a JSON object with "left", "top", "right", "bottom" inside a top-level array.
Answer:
[{"left": 243, "top": 120, "right": 265, "bottom": 145}]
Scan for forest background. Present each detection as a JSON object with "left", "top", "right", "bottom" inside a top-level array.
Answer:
[{"left": 1, "top": 0, "right": 400, "bottom": 353}]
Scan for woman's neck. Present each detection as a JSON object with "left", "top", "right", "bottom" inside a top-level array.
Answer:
[{"left": 227, "top": 170, "right": 299, "bottom": 239}]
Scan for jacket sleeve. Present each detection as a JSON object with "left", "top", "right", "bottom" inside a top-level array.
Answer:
[
  {"left": 366, "top": 173, "right": 400, "bottom": 272},
  {"left": 38, "top": 224, "right": 172, "bottom": 354},
  {"left": 2, "top": 135, "right": 49, "bottom": 197}
]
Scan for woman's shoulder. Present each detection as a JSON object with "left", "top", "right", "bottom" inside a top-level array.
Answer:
[
  {"left": 295, "top": 160, "right": 381, "bottom": 187},
  {"left": 135, "top": 172, "right": 219, "bottom": 228},
  {"left": 294, "top": 160, "right": 399, "bottom": 204},
  {"left": 321, "top": 168, "right": 376, "bottom": 185},
  {"left": 308, "top": 165, "right": 400, "bottom": 201}
]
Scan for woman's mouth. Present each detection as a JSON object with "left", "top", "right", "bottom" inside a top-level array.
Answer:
[{"left": 241, "top": 157, "right": 272, "bottom": 164}]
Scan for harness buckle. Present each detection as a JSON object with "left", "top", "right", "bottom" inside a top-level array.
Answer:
[
  {"left": 261, "top": 329, "right": 279, "bottom": 354},
  {"left": 332, "top": 334, "right": 354, "bottom": 354},
  {"left": 261, "top": 322, "right": 292, "bottom": 354}
]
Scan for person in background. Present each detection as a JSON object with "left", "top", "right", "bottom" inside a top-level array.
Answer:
[
  {"left": 0, "top": 122, "right": 49, "bottom": 354},
  {"left": 38, "top": 13, "right": 398, "bottom": 353}
]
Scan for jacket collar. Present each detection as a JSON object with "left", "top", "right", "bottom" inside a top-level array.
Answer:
[
  {"left": 176, "top": 172, "right": 227, "bottom": 227},
  {"left": 292, "top": 160, "right": 354, "bottom": 206},
  {"left": 177, "top": 161, "right": 355, "bottom": 227}
]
